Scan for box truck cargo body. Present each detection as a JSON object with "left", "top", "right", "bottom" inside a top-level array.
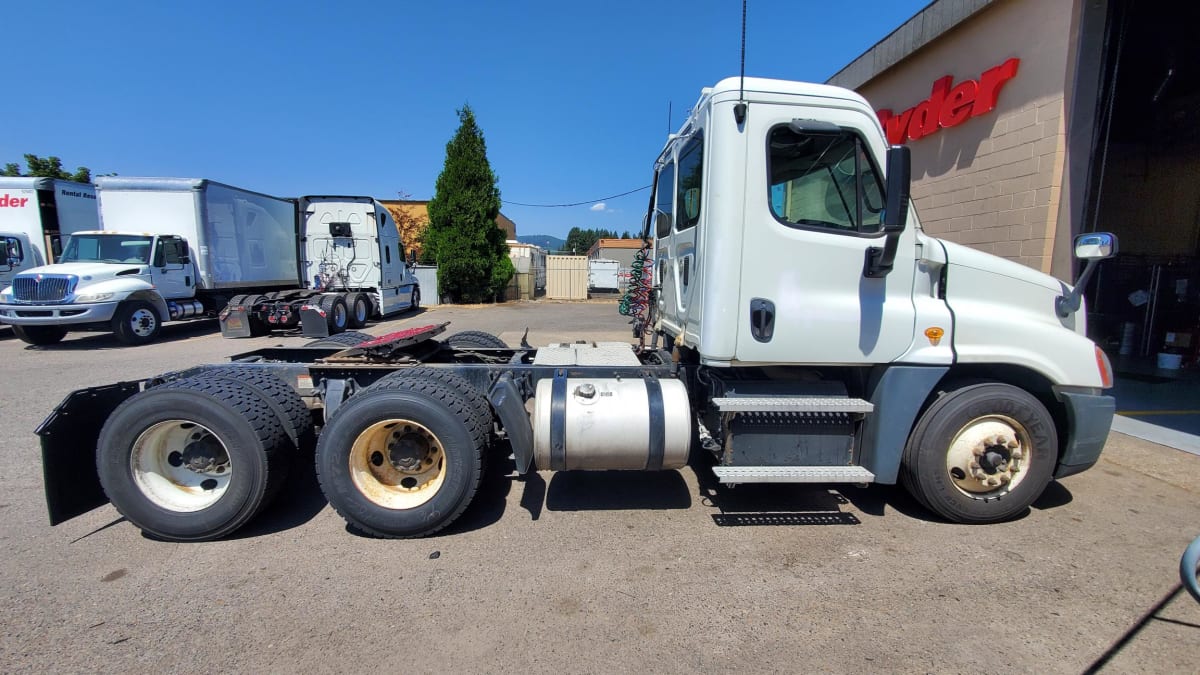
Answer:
[
  {"left": 0, "top": 177, "right": 99, "bottom": 290},
  {"left": 96, "top": 178, "right": 299, "bottom": 290}
]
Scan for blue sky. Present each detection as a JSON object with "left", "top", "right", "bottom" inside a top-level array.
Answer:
[{"left": 5, "top": 1, "right": 928, "bottom": 240}]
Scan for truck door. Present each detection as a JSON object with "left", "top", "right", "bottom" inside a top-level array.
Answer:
[
  {"left": 656, "top": 133, "right": 705, "bottom": 341},
  {"left": 153, "top": 236, "right": 194, "bottom": 300},
  {"left": 735, "top": 111, "right": 917, "bottom": 364}
]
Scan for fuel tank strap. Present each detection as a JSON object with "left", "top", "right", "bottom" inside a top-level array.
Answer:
[
  {"left": 646, "top": 377, "right": 665, "bottom": 471},
  {"left": 550, "top": 369, "right": 567, "bottom": 471}
]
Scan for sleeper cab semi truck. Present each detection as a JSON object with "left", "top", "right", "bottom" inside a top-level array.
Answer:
[
  {"left": 0, "top": 177, "right": 100, "bottom": 312},
  {"left": 0, "top": 177, "right": 419, "bottom": 346},
  {"left": 38, "top": 77, "right": 1118, "bottom": 542}
]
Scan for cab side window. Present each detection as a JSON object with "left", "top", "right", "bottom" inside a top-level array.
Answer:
[
  {"left": 675, "top": 135, "right": 703, "bottom": 231},
  {"left": 162, "top": 239, "right": 184, "bottom": 265},
  {"left": 654, "top": 162, "right": 676, "bottom": 238},
  {"left": 768, "top": 127, "right": 884, "bottom": 234}
]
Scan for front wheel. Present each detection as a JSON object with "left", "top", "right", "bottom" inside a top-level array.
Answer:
[
  {"left": 112, "top": 300, "right": 162, "bottom": 346},
  {"left": 315, "top": 381, "right": 483, "bottom": 538},
  {"left": 12, "top": 324, "right": 68, "bottom": 346},
  {"left": 900, "top": 383, "right": 1057, "bottom": 524},
  {"left": 410, "top": 286, "right": 421, "bottom": 311}
]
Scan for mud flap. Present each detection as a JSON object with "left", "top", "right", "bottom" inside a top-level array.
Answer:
[
  {"left": 37, "top": 381, "right": 141, "bottom": 525},
  {"left": 489, "top": 373, "right": 534, "bottom": 474},
  {"left": 301, "top": 304, "right": 330, "bottom": 338},
  {"left": 219, "top": 304, "right": 253, "bottom": 338}
]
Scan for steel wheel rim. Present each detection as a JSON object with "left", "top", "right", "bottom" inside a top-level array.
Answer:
[
  {"left": 353, "top": 299, "right": 368, "bottom": 323},
  {"left": 945, "top": 414, "right": 1032, "bottom": 498},
  {"left": 130, "top": 420, "right": 232, "bottom": 511},
  {"left": 349, "top": 419, "right": 446, "bottom": 509},
  {"left": 333, "top": 302, "right": 347, "bottom": 328},
  {"left": 129, "top": 308, "right": 158, "bottom": 337}
]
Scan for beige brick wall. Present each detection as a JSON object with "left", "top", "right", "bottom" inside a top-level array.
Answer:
[{"left": 855, "top": 0, "right": 1076, "bottom": 276}]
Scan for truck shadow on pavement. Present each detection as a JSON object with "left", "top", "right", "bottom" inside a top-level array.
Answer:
[
  {"left": 689, "top": 452, "right": 1077, "bottom": 526},
  {"left": 20, "top": 319, "right": 223, "bottom": 351},
  {"left": 225, "top": 447, "right": 330, "bottom": 540}
]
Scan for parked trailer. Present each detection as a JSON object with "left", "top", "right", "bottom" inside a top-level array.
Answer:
[
  {"left": 39, "top": 77, "right": 1117, "bottom": 541},
  {"left": 0, "top": 178, "right": 419, "bottom": 345}
]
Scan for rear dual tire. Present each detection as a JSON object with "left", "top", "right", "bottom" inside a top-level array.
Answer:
[
  {"left": 96, "top": 375, "right": 296, "bottom": 541},
  {"left": 316, "top": 377, "right": 485, "bottom": 538}
]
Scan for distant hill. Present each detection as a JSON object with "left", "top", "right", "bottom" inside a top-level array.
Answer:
[{"left": 517, "top": 234, "right": 566, "bottom": 252}]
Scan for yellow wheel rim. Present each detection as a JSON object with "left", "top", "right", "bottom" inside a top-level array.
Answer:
[{"left": 348, "top": 419, "right": 447, "bottom": 509}]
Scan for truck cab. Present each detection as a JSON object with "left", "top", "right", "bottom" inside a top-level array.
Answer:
[
  {"left": 300, "top": 196, "right": 420, "bottom": 320},
  {"left": 641, "top": 77, "right": 1117, "bottom": 523},
  {"left": 0, "top": 231, "right": 197, "bottom": 346}
]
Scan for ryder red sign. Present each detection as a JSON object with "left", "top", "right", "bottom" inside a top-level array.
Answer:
[{"left": 877, "top": 58, "right": 1019, "bottom": 144}]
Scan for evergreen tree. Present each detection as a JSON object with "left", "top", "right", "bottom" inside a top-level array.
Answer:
[{"left": 423, "top": 105, "right": 512, "bottom": 302}]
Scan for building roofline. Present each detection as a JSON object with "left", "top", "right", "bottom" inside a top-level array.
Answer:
[{"left": 826, "top": 0, "right": 996, "bottom": 90}]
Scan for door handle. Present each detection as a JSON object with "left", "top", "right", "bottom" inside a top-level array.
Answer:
[
  {"left": 682, "top": 257, "right": 690, "bottom": 286},
  {"left": 750, "top": 298, "right": 775, "bottom": 343}
]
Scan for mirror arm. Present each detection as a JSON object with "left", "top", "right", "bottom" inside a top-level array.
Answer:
[
  {"left": 1055, "top": 258, "right": 1100, "bottom": 317},
  {"left": 863, "top": 233, "right": 900, "bottom": 278}
]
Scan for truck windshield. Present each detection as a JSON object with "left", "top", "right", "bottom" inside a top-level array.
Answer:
[{"left": 59, "top": 234, "right": 154, "bottom": 264}]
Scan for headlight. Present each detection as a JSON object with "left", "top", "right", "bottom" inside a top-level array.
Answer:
[
  {"left": 0, "top": 291, "right": 12, "bottom": 303},
  {"left": 74, "top": 292, "right": 115, "bottom": 303}
]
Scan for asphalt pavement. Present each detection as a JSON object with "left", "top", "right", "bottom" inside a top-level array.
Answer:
[{"left": 0, "top": 300, "right": 1197, "bottom": 673}]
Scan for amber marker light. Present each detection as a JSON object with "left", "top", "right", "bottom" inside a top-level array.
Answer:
[
  {"left": 924, "top": 327, "right": 945, "bottom": 346},
  {"left": 1095, "top": 346, "right": 1113, "bottom": 388}
]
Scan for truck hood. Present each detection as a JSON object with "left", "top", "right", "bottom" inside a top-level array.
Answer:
[
  {"left": 939, "top": 239, "right": 1066, "bottom": 294},
  {"left": 13, "top": 262, "right": 149, "bottom": 282},
  {"left": 935, "top": 238, "right": 1105, "bottom": 387}
]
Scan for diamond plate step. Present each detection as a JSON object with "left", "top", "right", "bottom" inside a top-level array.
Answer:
[
  {"left": 711, "top": 396, "right": 874, "bottom": 413},
  {"left": 712, "top": 465, "right": 876, "bottom": 484}
]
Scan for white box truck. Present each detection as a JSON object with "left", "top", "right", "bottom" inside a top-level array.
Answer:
[
  {"left": 0, "top": 178, "right": 419, "bottom": 346},
  {"left": 0, "top": 177, "right": 99, "bottom": 292}
]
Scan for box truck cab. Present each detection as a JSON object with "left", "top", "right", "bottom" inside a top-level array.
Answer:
[
  {"left": 0, "top": 230, "right": 199, "bottom": 345},
  {"left": 0, "top": 177, "right": 99, "bottom": 291}
]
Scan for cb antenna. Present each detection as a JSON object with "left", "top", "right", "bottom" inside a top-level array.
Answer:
[{"left": 734, "top": 0, "right": 748, "bottom": 125}]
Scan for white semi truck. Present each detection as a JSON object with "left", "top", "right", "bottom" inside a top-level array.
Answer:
[
  {"left": 0, "top": 178, "right": 419, "bottom": 345},
  {"left": 0, "top": 177, "right": 100, "bottom": 308},
  {"left": 39, "top": 77, "right": 1117, "bottom": 542}
]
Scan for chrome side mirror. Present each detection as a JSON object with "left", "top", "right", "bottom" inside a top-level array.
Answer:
[{"left": 1056, "top": 232, "right": 1119, "bottom": 317}]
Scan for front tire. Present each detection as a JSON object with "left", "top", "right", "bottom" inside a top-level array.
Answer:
[
  {"left": 112, "top": 300, "right": 162, "bottom": 346},
  {"left": 901, "top": 383, "right": 1057, "bottom": 524},
  {"left": 410, "top": 286, "right": 420, "bottom": 311},
  {"left": 315, "top": 380, "right": 483, "bottom": 538},
  {"left": 96, "top": 377, "right": 291, "bottom": 541},
  {"left": 12, "top": 324, "right": 68, "bottom": 346}
]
